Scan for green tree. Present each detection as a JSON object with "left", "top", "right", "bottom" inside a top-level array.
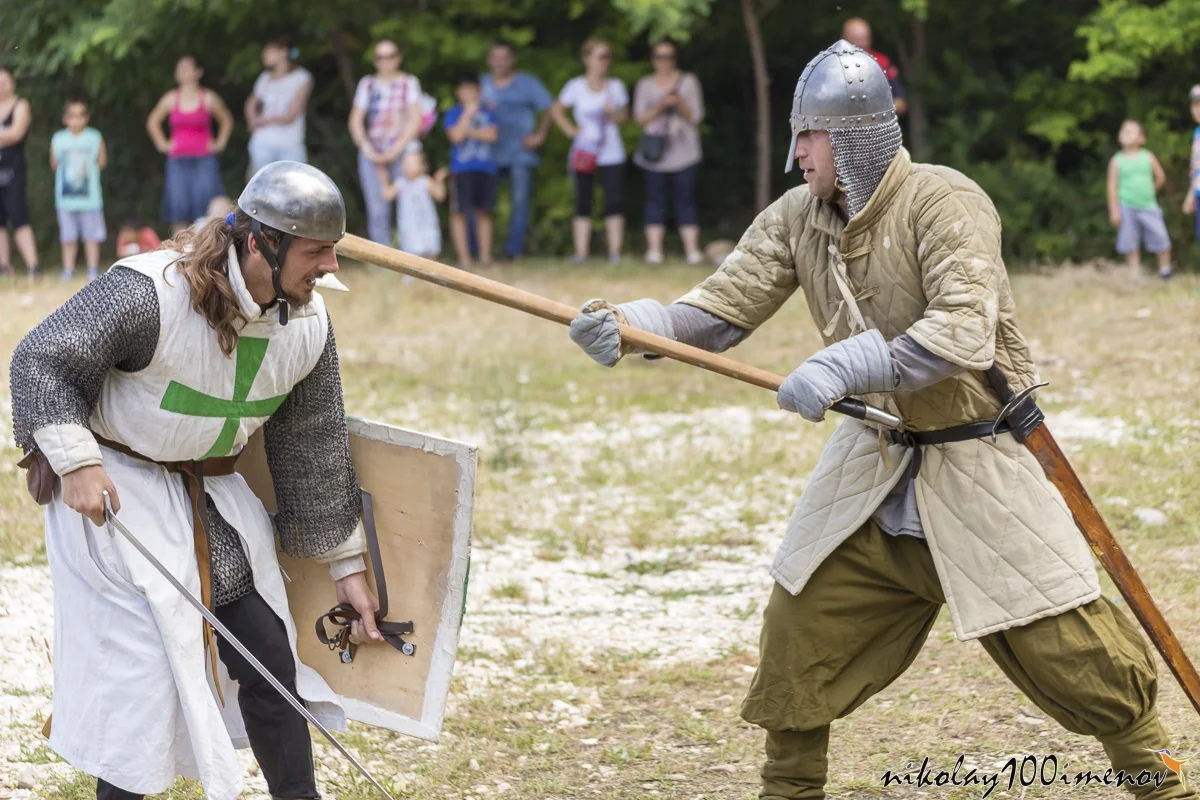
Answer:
[
  {"left": 612, "top": 0, "right": 712, "bottom": 41},
  {"left": 4, "top": 0, "right": 1198, "bottom": 266}
]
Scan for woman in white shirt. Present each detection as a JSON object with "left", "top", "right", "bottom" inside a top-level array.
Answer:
[
  {"left": 549, "top": 38, "right": 629, "bottom": 263},
  {"left": 244, "top": 36, "right": 313, "bottom": 173}
]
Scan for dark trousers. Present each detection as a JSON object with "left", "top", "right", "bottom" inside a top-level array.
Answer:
[
  {"left": 96, "top": 590, "right": 319, "bottom": 799},
  {"left": 642, "top": 164, "right": 698, "bottom": 227},
  {"left": 572, "top": 164, "right": 625, "bottom": 218}
]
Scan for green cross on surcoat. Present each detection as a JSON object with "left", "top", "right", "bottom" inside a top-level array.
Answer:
[{"left": 160, "top": 337, "right": 289, "bottom": 459}]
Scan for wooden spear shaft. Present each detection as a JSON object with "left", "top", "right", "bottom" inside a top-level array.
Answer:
[
  {"left": 335, "top": 234, "right": 901, "bottom": 429},
  {"left": 337, "top": 233, "right": 1200, "bottom": 717}
]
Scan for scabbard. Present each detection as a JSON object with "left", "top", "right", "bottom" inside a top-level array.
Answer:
[
  {"left": 982, "top": 369, "right": 1200, "bottom": 717},
  {"left": 1022, "top": 423, "right": 1200, "bottom": 717}
]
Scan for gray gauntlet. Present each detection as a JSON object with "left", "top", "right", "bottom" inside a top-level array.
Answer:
[
  {"left": 777, "top": 329, "right": 897, "bottom": 422},
  {"left": 568, "top": 298, "right": 675, "bottom": 367}
]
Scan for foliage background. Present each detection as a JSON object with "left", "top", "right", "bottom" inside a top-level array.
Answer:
[{"left": 3, "top": 0, "right": 1200, "bottom": 265}]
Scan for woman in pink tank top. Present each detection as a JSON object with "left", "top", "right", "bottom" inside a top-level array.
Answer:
[
  {"left": 169, "top": 88, "right": 214, "bottom": 158},
  {"left": 146, "top": 55, "right": 234, "bottom": 228}
]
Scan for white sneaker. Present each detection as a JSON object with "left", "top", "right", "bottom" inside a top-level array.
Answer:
[
  {"left": 645, "top": 251, "right": 664, "bottom": 265},
  {"left": 686, "top": 252, "right": 704, "bottom": 266}
]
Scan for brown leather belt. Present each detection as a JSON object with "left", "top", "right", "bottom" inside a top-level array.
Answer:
[{"left": 96, "top": 435, "right": 238, "bottom": 703}]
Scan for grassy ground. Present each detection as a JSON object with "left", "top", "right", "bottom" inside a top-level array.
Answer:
[{"left": 0, "top": 258, "right": 1198, "bottom": 799}]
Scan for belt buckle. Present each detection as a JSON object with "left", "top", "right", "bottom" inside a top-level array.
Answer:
[{"left": 886, "top": 429, "right": 916, "bottom": 448}]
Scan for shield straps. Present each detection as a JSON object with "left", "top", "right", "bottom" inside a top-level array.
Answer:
[{"left": 316, "top": 490, "right": 416, "bottom": 660}]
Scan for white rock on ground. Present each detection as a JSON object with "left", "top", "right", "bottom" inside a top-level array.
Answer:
[{"left": 1133, "top": 508, "right": 1168, "bottom": 526}]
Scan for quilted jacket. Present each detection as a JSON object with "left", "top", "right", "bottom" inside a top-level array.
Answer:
[{"left": 677, "top": 148, "right": 1099, "bottom": 639}]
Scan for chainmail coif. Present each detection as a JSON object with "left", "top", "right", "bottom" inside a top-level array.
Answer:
[{"left": 829, "top": 119, "right": 903, "bottom": 218}]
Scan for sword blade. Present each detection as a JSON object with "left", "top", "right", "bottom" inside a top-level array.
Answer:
[{"left": 101, "top": 492, "right": 396, "bottom": 800}]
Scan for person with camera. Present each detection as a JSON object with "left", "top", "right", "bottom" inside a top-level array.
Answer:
[{"left": 633, "top": 36, "right": 704, "bottom": 265}]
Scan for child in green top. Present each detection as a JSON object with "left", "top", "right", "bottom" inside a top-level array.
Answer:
[{"left": 1107, "top": 119, "right": 1171, "bottom": 279}]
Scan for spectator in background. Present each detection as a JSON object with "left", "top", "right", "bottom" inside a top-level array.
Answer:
[
  {"left": 145, "top": 55, "right": 234, "bottom": 231},
  {"left": 245, "top": 36, "right": 313, "bottom": 173},
  {"left": 549, "top": 38, "right": 629, "bottom": 263},
  {"left": 842, "top": 18, "right": 907, "bottom": 116},
  {"left": 116, "top": 217, "right": 162, "bottom": 257},
  {"left": 1108, "top": 119, "right": 1172, "bottom": 280},
  {"left": 349, "top": 39, "right": 424, "bottom": 246},
  {"left": 51, "top": 99, "right": 107, "bottom": 282},
  {"left": 195, "top": 194, "right": 234, "bottom": 229},
  {"left": 633, "top": 36, "right": 704, "bottom": 265},
  {"left": 446, "top": 75, "right": 500, "bottom": 269},
  {"left": 1182, "top": 85, "right": 1200, "bottom": 248},
  {"left": 0, "top": 66, "right": 39, "bottom": 278},
  {"left": 481, "top": 39, "right": 554, "bottom": 260},
  {"left": 379, "top": 151, "right": 449, "bottom": 259}
]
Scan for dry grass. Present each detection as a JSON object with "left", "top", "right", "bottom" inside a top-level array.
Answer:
[{"left": 1, "top": 258, "right": 1198, "bottom": 799}]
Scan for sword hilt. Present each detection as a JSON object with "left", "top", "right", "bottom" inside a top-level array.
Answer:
[{"left": 983, "top": 365, "right": 1046, "bottom": 443}]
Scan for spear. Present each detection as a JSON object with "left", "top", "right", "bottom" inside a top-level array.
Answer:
[
  {"left": 336, "top": 235, "right": 900, "bottom": 428},
  {"left": 335, "top": 234, "right": 1200, "bottom": 717}
]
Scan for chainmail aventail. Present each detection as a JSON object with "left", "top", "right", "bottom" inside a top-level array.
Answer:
[{"left": 829, "top": 119, "right": 903, "bottom": 218}]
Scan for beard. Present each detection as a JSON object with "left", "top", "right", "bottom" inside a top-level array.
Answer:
[
  {"left": 282, "top": 288, "right": 313, "bottom": 309},
  {"left": 280, "top": 280, "right": 316, "bottom": 309}
]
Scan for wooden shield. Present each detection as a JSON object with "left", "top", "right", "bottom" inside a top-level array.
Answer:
[{"left": 236, "top": 417, "right": 475, "bottom": 741}]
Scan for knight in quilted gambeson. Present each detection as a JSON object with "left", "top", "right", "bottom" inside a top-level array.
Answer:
[{"left": 567, "top": 40, "right": 1196, "bottom": 800}]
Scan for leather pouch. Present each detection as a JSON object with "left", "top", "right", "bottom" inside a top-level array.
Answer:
[{"left": 17, "top": 448, "right": 57, "bottom": 506}]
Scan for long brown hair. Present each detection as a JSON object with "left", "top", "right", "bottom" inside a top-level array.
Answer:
[{"left": 162, "top": 210, "right": 283, "bottom": 356}]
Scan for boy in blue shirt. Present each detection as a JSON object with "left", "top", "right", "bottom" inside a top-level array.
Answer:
[
  {"left": 50, "top": 99, "right": 107, "bottom": 281},
  {"left": 444, "top": 75, "right": 498, "bottom": 269}
]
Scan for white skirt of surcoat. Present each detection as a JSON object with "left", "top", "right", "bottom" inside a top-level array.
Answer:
[{"left": 45, "top": 445, "right": 344, "bottom": 800}]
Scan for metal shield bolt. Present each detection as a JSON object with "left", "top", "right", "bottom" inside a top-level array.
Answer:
[{"left": 401, "top": 642, "right": 416, "bottom": 656}]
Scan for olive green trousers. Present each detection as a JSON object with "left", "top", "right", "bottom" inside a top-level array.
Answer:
[{"left": 742, "top": 523, "right": 1195, "bottom": 799}]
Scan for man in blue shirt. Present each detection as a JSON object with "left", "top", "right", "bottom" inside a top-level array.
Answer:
[{"left": 480, "top": 39, "right": 553, "bottom": 260}]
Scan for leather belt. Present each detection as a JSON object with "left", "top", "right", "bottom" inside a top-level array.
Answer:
[
  {"left": 316, "top": 490, "right": 415, "bottom": 662},
  {"left": 886, "top": 419, "right": 1014, "bottom": 448},
  {"left": 95, "top": 436, "right": 238, "bottom": 703}
]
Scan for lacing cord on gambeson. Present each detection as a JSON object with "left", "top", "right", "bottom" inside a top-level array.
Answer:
[
  {"left": 822, "top": 244, "right": 877, "bottom": 338},
  {"left": 315, "top": 490, "right": 416, "bottom": 660}
]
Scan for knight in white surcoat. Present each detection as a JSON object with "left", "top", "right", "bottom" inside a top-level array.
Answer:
[{"left": 10, "top": 162, "right": 386, "bottom": 800}]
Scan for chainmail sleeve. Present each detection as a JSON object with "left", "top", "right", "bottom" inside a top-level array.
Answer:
[
  {"left": 10, "top": 267, "right": 159, "bottom": 452},
  {"left": 263, "top": 315, "right": 362, "bottom": 558}
]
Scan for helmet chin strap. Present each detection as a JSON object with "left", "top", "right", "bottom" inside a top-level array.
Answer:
[{"left": 251, "top": 219, "right": 294, "bottom": 325}]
